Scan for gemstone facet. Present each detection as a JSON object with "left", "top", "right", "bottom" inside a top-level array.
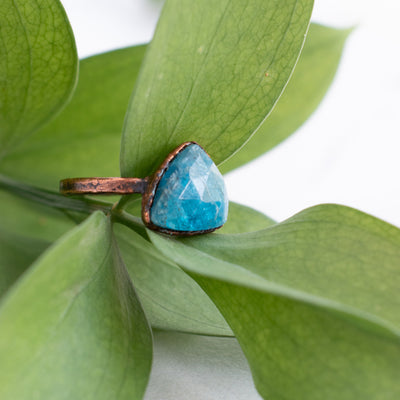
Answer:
[{"left": 150, "top": 143, "right": 228, "bottom": 232}]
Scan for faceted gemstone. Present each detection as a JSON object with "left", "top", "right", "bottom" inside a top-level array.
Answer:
[{"left": 150, "top": 144, "right": 228, "bottom": 232}]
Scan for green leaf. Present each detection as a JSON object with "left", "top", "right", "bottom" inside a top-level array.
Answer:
[
  {"left": 0, "top": 175, "right": 115, "bottom": 298},
  {"left": 220, "top": 24, "right": 351, "bottom": 173},
  {"left": 0, "top": 212, "right": 152, "bottom": 399},
  {"left": 0, "top": 0, "right": 78, "bottom": 159},
  {"left": 115, "top": 223, "right": 231, "bottom": 336},
  {"left": 120, "top": 0, "right": 314, "bottom": 178},
  {"left": 0, "top": 228, "right": 49, "bottom": 298},
  {"left": 116, "top": 201, "right": 273, "bottom": 335},
  {"left": 218, "top": 202, "right": 275, "bottom": 234},
  {"left": 0, "top": 189, "right": 74, "bottom": 242},
  {"left": 0, "top": 188, "right": 75, "bottom": 297},
  {"left": 150, "top": 204, "right": 400, "bottom": 399},
  {"left": 0, "top": 46, "right": 145, "bottom": 189}
]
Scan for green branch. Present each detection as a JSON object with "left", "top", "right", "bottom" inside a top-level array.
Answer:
[{"left": 0, "top": 174, "right": 145, "bottom": 234}]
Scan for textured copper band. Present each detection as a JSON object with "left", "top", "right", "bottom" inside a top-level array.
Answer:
[{"left": 59, "top": 177, "right": 149, "bottom": 195}]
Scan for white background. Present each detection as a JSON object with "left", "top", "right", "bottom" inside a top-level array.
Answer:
[{"left": 61, "top": 1, "right": 400, "bottom": 399}]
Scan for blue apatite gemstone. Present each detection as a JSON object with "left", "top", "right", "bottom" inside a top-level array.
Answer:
[{"left": 150, "top": 144, "right": 228, "bottom": 232}]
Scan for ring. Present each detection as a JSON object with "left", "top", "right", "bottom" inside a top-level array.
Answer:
[{"left": 60, "top": 142, "right": 229, "bottom": 236}]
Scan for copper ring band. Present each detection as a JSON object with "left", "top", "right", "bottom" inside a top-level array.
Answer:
[{"left": 59, "top": 177, "right": 149, "bottom": 195}]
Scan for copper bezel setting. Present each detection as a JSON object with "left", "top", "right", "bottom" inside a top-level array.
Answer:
[{"left": 141, "top": 141, "right": 224, "bottom": 236}]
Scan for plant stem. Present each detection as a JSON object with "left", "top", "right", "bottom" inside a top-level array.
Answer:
[
  {"left": 114, "top": 193, "right": 137, "bottom": 212},
  {"left": 0, "top": 174, "right": 146, "bottom": 234},
  {"left": 111, "top": 209, "right": 147, "bottom": 236},
  {"left": 0, "top": 174, "right": 111, "bottom": 214}
]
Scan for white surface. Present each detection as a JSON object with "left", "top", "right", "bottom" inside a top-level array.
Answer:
[
  {"left": 144, "top": 332, "right": 261, "bottom": 400},
  {"left": 62, "top": 0, "right": 163, "bottom": 56},
  {"left": 60, "top": 1, "right": 400, "bottom": 398}
]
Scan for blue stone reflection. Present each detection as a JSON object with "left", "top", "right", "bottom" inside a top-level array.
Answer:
[{"left": 150, "top": 144, "right": 228, "bottom": 232}]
